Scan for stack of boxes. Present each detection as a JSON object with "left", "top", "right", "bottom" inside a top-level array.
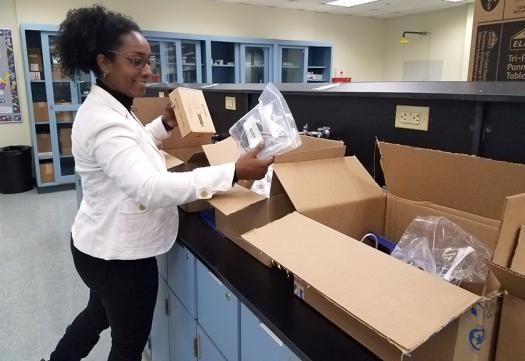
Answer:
[{"left": 469, "top": 0, "right": 525, "bottom": 81}]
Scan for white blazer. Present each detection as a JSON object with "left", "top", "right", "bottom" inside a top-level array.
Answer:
[{"left": 71, "top": 85, "right": 234, "bottom": 260}]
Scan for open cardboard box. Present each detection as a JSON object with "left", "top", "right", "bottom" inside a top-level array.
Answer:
[
  {"left": 132, "top": 96, "right": 213, "bottom": 213},
  {"left": 487, "top": 225, "right": 525, "bottom": 361},
  {"left": 200, "top": 135, "right": 386, "bottom": 265},
  {"left": 238, "top": 142, "right": 525, "bottom": 361}
]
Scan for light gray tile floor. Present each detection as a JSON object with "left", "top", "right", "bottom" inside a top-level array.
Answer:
[{"left": 0, "top": 188, "right": 146, "bottom": 361}]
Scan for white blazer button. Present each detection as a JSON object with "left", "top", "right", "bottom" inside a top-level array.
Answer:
[
  {"left": 200, "top": 190, "right": 208, "bottom": 198},
  {"left": 139, "top": 204, "right": 146, "bottom": 211}
]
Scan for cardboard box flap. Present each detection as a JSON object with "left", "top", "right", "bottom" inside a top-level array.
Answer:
[
  {"left": 275, "top": 136, "right": 346, "bottom": 163},
  {"left": 486, "top": 261, "right": 525, "bottom": 300},
  {"left": 242, "top": 212, "right": 480, "bottom": 353},
  {"left": 379, "top": 142, "right": 525, "bottom": 220},
  {"left": 207, "top": 184, "right": 265, "bottom": 216},
  {"left": 202, "top": 138, "right": 240, "bottom": 166},
  {"left": 274, "top": 156, "right": 383, "bottom": 214},
  {"left": 512, "top": 225, "right": 525, "bottom": 274},
  {"left": 492, "top": 194, "right": 525, "bottom": 268},
  {"left": 164, "top": 147, "right": 207, "bottom": 163},
  {"left": 132, "top": 97, "right": 170, "bottom": 124},
  {"left": 161, "top": 150, "right": 184, "bottom": 170}
]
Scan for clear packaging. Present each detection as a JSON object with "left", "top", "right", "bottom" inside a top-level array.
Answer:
[
  {"left": 250, "top": 165, "right": 274, "bottom": 198},
  {"left": 391, "top": 216, "right": 492, "bottom": 284},
  {"left": 229, "top": 83, "right": 301, "bottom": 159}
]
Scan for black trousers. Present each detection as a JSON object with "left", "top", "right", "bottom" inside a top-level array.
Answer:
[{"left": 49, "top": 239, "right": 158, "bottom": 361}]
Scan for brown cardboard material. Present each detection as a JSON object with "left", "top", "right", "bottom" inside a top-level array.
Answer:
[
  {"left": 490, "top": 226, "right": 525, "bottom": 361},
  {"left": 56, "top": 111, "right": 74, "bottom": 122},
  {"left": 469, "top": 0, "right": 525, "bottom": 81},
  {"left": 36, "top": 133, "right": 52, "bottom": 153},
  {"left": 169, "top": 87, "right": 216, "bottom": 137},
  {"left": 59, "top": 128, "right": 72, "bottom": 147},
  {"left": 204, "top": 136, "right": 366, "bottom": 241},
  {"left": 39, "top": 162, "right": 54, "bottom": 183},
  {"left": 33, "top": 102, "right": 49, "bottom": 122},
  {"left": 243, "top": 212, "right": 480, "bottom": 361},
  {"left": 238, "top": 141, "right": 525, "bottom": 361},
  {"left": 28, "top": 48, "right": 43, "bottom": 72}
]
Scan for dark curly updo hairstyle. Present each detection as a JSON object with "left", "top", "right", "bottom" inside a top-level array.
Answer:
[{"left": 55, "top": 4, "right": 141, "bottom": 77}]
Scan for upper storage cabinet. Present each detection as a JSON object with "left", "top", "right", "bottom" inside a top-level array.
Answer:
[
  {"left": 307, "top": 46, "right": 332, "bottom": 83},
  {"left": 211, "top": 41, "right": 238, "bottom": 84},
  {"left": 279, "top": 46, "right": 307, "bottom": 83}
]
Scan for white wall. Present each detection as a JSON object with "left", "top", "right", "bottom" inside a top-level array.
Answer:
[
  {"left": 0, "top": 0, "right": 473, "bottom": 147},
  {"left": 382, "top": 4, "right": 474, "bottom": 81}
]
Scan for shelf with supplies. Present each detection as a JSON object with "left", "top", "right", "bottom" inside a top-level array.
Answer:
[{"left": 22, "top": 24, "right": 94, "bottom": 190}]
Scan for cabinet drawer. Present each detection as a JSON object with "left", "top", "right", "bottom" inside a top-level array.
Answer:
[
  {"left": 197, "top": 324, "right": 228, "bottom": 361},
  {"left": 169, "top": 290, "right": 197, "bottom": 361},
  {"left": 167, "top": 241, "right": 197, "bottom": 318},
  {"left": 240, "top": 303, "right": 300, "bottom": 361},
  {"left": 151, "top": 278, "right": 170, "bottom": 361},
  {"left": 197, "top": 260, "right": 239, "bottom": 361}
]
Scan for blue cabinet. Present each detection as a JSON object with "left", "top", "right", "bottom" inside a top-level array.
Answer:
[
  {"left": 197, "top": 324, "right": 228, "bottom": 361},
  {"left": 157, "top": 252, "right": 168, "bottom": 282},
  {"left": 210, "top": 41, "right": 239, "bottom": 84},
  {"left": 240, "top": 303, "right": 300, "bottom": 361},
  {"left": 151, "top": 278, "right": 171, "bottom": 361},
  {"left": 21, "top": 26, "right": 95, "bottom": 189},
  {"left": 169, "top": 289, "right": 197, "bottom": 361},
  {"left": 307, "top": 47, "right": 332, "bottom": 83},
  {"left": 279, "top": 46, "right": 307, "bottom": 83},
  {"left": 167, "top": 241, "right": 197, "bottom": 318},
  {"left": 240, "top": 44, "right": 272, "bottom": 84},
  {"left": 197, "top": 260, "right": 239, "bottom": 361}
]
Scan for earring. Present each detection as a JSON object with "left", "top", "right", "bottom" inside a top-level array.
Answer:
[{"left": 103, "top": 71, "right": 109, "bottom": 79}]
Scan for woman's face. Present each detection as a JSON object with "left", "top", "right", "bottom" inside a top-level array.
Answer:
[{"left": 100, "top": 31, "right": 153, "bottom": 98}]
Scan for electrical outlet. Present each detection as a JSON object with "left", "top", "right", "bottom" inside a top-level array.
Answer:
[
  {"left": 225, "top": 96, "right": 236, "bottom": 111},
  {"left": 395, "top": 105, "right": 429, "bottom": 131}
]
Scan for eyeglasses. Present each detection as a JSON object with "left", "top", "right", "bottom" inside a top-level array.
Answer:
[{"left": 106, "top": 50, "right": 157, "bottom": 71}]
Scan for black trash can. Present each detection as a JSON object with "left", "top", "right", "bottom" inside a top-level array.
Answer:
[{"left": 0, "top": 145, "right": 34, "bottom": 194}]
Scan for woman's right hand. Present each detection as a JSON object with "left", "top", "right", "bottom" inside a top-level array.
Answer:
[{"left": 234, "top": 143, "right": 274, "bottom": 180}]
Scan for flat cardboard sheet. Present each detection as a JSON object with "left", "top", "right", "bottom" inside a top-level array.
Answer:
[
  {"left": 242, "top": 212, "right": 480, "bottom": 353},
  {"left": 202, "top": 138, "right": 240, "bottom": 166},
  {"left": 207, "top": 184, "right": 265, "bottom": 216},
  {"left": 379, "top": 142, "right": 525, "bottom": 220}
]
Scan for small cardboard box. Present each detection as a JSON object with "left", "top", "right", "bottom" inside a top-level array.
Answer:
[
  {"left": 28, "top": 48, "right": 42, "bottom": 72},
  {"left": 56, "top": 111, "right": 74, "bottom": 122},
  {"left": 33, "top": 102, "right": 49, "bottom": 122},
  {"left": 59, "top": 128, "right": 72, "bottom": 147},
  {"left": 240, "top": 142, "right": 525, "bottom": 361},
  {"left": 36, "top": 132, "right": 52, "bottom": 153},
  {"left": 39, "top": 162, "right": 55, "bottom": 183},
  {"left": 168, "top": 87, "right": 216, "bottom": 138},
  {"left": 132, "top": 96, "right": 214, "bottom": 213},
  {"left": 488, "top": 225, "right": 525, "bottom": 361}
]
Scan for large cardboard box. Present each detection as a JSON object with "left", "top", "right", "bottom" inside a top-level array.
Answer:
[
  {"left": 33, "top": 102, "right": 49, "bottom": 122},
  {"left": 36, "top": 132, "right": 52, "bottom": 153},
  {"left": 39, "top": 162, "right": 54, "bottom": 183},
  {"left": 488, "top": 225, "right": 525, "bottom": 361},
  {"left": 238, "top": 142, "right": 525, "bottom": 361},
  {"left": 168, "top": 87, "right": 216, "bottom": 138},
  {"left": 202, "top": 136, "right": 377, "bottom": 265},
  {"left": 469, "top": 0, "right": 525, "bottom": 81}
]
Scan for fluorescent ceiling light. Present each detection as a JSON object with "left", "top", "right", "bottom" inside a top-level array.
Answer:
[{"left": 325, "top": 0, "right": 378, "bottom": 7}]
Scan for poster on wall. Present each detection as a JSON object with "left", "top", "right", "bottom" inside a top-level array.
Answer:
[{"left": 0, "top": 28, "right": 21, "bottom": 124}]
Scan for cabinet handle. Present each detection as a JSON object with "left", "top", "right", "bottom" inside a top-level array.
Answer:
[
  {"left": 185, "top": 252, "right": 190, "bottom": 260},
  {"left": 259, "top": 322, "right": 283, "bottom": 347},
  {"left": 225, "top": 291, "right": 231, "bottom": 301}
]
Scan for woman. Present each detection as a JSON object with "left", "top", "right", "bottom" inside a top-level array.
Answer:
[{"left": 44, "top": 5, "right": 272, "bottom": 361}]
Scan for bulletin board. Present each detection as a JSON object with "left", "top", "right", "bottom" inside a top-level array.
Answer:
[{"left": 0, "top": 29, "right": 21, "bottom": 123}]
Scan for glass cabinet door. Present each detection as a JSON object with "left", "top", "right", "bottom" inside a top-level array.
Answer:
[
  {"left": 165, "top": 42, "right": 178, "bottom": 83},
  {"left": 148, "top": 41, "right": 162, "bottom": 83},
  {"left": 181, "top": 42, "right": 198, "bottom": 83},
  {"left": 242, "top": 45, "right": 270, "bottom": 83},
  {"left": 280, "top": 46, "right": 306, "bottom": 83}
]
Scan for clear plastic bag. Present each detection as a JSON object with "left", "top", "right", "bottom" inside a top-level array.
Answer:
[
  {"left": 229, "top": 83, "right": 301, "bottom": 159},
  {"left": 250, "top": 165, "right": 274, "bottom": 198},
  {"left": 391, "top": 216, "right": 492, "bottom": 284}
]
